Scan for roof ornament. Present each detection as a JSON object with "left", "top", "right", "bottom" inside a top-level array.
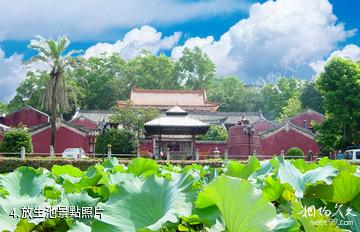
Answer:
[{"left": 238, "top": 114, "right": 250, "bottom": 125}]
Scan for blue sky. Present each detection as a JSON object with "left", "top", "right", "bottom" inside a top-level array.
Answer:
[{"left": 0, "top": 0, "right": 360, "bottom": 101}]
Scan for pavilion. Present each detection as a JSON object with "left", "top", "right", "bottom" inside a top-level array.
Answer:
[{"left": 144, "top": 106, "right": 210, "bottom": 159}]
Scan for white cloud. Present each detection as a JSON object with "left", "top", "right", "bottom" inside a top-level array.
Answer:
[
  {"left": 0, "top": 0, "right": 249, "bottom": 41},
  {"left": 84, "top": 26, "right": 181, "bottom": 59},
  {"left": 0, "top": 49, "right": 27, "bottom": 102},
  {"left": 310, "top": 44, "right": 360, "bottom": 76},
  {"left": 172, "top": 0, "right": 355, "bottom": 82}
]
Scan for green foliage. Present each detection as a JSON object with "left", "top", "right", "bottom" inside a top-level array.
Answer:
[
  {"left": 175, "top": 47, "right": 216, "bottom": 89},
  {"left": 7, "top": 44, "right": 324, "bottom": 123},
  {"left": 95, "top": 128, "right": 139, "bottom": 154},
  {"left": 0, "top": 102, "right": 8, "bottom": 114},
  {"left": 300, "top": 82, "right": 324, "bottom": 114},
  {"left": 315, "top": 57, "right": 360, "bottom": 152},
  {"left": 286, "top": 147, "right": 305, "bottom": 158},
  {"left": 110, "top": 101, "right": 158, "bottom": 135},
  {"left": 278, "top": 95, "right": 302, "bottom": 121},
  {"left": 196, "top": 175, "right": 277, "bottom": 231},
  {"left": 0, "top": 156, "right": 359, "bottom": 231},
  {"left": 0, "top": 128, "right": 32, "bottom": 153},
  {"left": 92, "top": 173, "right": 196, "bottom": 231},
  {"left": 260, "top": 77, "right": 305, "bottom": 120},
  {"left": 198, "top": 125, "right": 228, "bottom": 141}
]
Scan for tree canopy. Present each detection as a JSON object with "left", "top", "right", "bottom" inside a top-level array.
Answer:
[
  {"left": 2, "top": 45, "right": 323, "bottom": 122},
  {"left": 198, "top": 125, "right": 228, "bottom": 141},
  {"left": 314, "top": 57, "right": 360, "bottom": 152},
  {"left": 110, "top": 102, "right": 159, "bottom": 136}
]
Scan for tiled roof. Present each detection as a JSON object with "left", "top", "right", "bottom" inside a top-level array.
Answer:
[
  {"left": 189, "top": 112, "right": 263, "bottom": 126},
  {"left": 118, "top": 87, "right": 220, "bottom": 111},
  {"left": 260, "top": 121, "right": 316, "bottom": 138},
  {"left": 29, "top": 121, "right": 91, "bottom": 134},
  {"left": 75, "top": 110, "right": 265, "bottom": 126},
  {"left": 75, "top": 110, "right": 115, "bottom": 123}
]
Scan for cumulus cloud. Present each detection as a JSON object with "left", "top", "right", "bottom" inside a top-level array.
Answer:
[
  {"left": 0, "top": 49, "right": 27, "bottom": 101},
  {"left": 84, "top": 26, "right": 181, "bottom": 59},
  {"left": 172, "top": 0, "right": 355, "bottom": 82},
  {"left": 310, "top": 44, "right": 360, "bottom": 76},
  {"left": 0, "top": 0, "right": 249, "bottom": 41}
]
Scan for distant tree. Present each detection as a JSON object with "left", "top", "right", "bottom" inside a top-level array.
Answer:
[
  {"left": 0, "top": 128, "right": 32, "bottom": 154},
  {"left": 300, "top": 82, "right": 324, "bottom": 113},
  {"left": 0, "top": 102, "right": 8, "bottom": 114},
  {"left": 286, "top": 147, "right": 304, "bottom": 158},
  {"left": 95, "top": 128, "right": 138, "bottom": 154},
  {"left": 175, "top": 47, "right": 215, "bottom": 89},
  {"left": 207, "top": 76, "right": 247, "bottom": 112},
  {"left": 199, "top": 125, "right": 228, "bottom": 141},
  {"left": 71, "top": 54, "right": 128, "bottom": 109},
  {"left": 110, "top": 101, "right": 159, "bottom": 136},
  {"left": 278, "top": 95, "right": 302, "bottom": 121},
  {"left": 258, "top": 77, "right": 305, "bottom": 120},
  {"left": 126, "top": 52, "right": 180, "bottom": 90},
  {"left": 28, "top": 36, "right": 78, "bottom": 148},
  {"left": 8, "top": 71, "right": 49, "bottom": 112},
  {"left": 315, "top": 57, "right": 360, "bottom": 152}
]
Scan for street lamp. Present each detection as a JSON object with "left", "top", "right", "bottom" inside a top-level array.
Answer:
[{"left": 243, "top": 122, "right": 255, "bottom": 157}]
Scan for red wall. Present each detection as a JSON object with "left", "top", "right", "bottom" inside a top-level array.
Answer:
[
  {"left": 291, "top": 111, "right": 324, "bottom": 129},
  {"left": 4, "top": 107, "right": 49, "bottom": 128},
  {"left": 70, "top": 117, "right": 98, "bottom": 130},
  {"left": 228, "top": 124, "right": 261, "bottom": 159},
  {"left": 261, "top": 128, "right": 320, "bottom": 157},
  {"left": 32, "top": 126, "right": 91, "bottom": 154}
]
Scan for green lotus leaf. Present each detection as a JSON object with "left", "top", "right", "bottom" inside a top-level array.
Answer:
[
  {"left": 225, "top": 156, "right": 260, "bottom": 179},
  {"left": 101, "top": 157, "right": 119, "bottom": 170},
  {"left": 92, "top": 173, "right": 197, "bottom": 232},
  {"left": 277, "top": 156, "right": 338, "bottom": 198},
  {"left": 126, "top": 157, "right": 159, "bottom": 177},
  {"left": 318, "top": 157, "right": 356, "bottom": 173},
  {"left": 196, "top": 175, "right": 277, "bottom": 232},
  {"left": 291, "top": 159, "right": 318, "bottom": 173},
  {"left": 51, "top": 165, "right": 83, "bottom": 178},
  {"left": 14, "top": 219, "right": 36, "bottom": 232},
  {"left": 62, "top": 166, "right": 104, "bottom": 193},
  {"left": 0, "top": 167, "right": 55, "bottom": 197},
  {"left": 305, "top": 171, "right": 360, "bottom": 204},
  {"left": 262, "top": 176, "right": 284, "bottom": 202},
  {"left": 0, "top": 167, "right": 54, "bottom": 231}
]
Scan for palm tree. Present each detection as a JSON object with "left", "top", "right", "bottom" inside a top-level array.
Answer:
[{"left": 28, "top": 36, "right": 78, "bottom": 149}]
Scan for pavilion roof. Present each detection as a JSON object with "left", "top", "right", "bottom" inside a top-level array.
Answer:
[{"left": 144, "top": 106, "right": 209, "bottom": 135}]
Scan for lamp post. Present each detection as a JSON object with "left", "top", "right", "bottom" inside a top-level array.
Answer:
[{"left": 242, "top": 118, "right": 255, "bottom": 157}]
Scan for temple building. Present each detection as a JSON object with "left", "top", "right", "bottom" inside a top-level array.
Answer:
[{"left": 0, "top": 88, "right": 326, "bottom": 159}]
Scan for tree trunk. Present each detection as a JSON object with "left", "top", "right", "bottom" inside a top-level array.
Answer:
[{"left": 50, "top": 72, "right": 60, "bottom": 149}]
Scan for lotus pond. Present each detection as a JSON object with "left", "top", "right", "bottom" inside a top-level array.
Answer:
[{"left": 0, "top": 156, "right": 359, "bottom": 231}]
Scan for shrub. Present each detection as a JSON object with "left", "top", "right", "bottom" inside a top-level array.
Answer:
[
  {"left": 286, "top": 147, "right": 304, "bottom": 158},
  {"left": 0, "top": 128, "right": 32, "bottom": 154},
  {"left": 198, "top": 125, "right": 228, "bottom": 141},
  {"left": 95, "top": 128, "right": 139, "bottom": 154}
]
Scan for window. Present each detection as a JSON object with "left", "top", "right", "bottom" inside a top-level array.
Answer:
[
  {"left": 356, "top": 151, "right": 360, "bottom": 160},
  {"left": 344, "top": 151, "right": 353, "bottom": 160}
]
